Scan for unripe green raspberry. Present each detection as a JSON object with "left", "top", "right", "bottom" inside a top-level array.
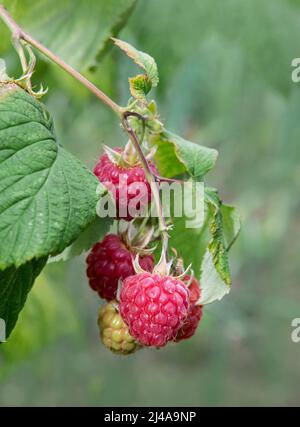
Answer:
[{"left": 98, "top": 301, "right": 140, "bottom": 355}]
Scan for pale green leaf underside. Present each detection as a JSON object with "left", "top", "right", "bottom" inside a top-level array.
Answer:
[
  {"left": 3, "top": 0, "right": 137, "bottom": 70},
  {"left": 151, "top": 130, "right": 218, "bottom": 179},
  {"left": 0, "top": 83, "right": 98, "bottom": 269},
  {"left": 199, "top": 201, "right": 241, "bottom": 305},
  {"left": 198, "top": 249, "right": 230, "bottom": 305},
  {"left": 0, "top": 257, "right": 46, "bottom": 339}
]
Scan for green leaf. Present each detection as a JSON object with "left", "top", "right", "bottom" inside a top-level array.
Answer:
[
  {"left": 198, "top": 249, "right": 230, "bottom": 305},
  {"left": 170, "top": 186, "right": 240, "bottom": 305},
  {"left": 150, "top": 133, "right": 187, "bottom": 178},
  {"left": 169, "top": 186, "right": 240, "bottom": 305},
  {"left": 169, "top": 218, "right": 209, "bottom": 278},
  {"left": 0, "top": 257, "right": 47, "bottom": 339},
  {"left": 151, "top": 130, "right": 218, "bottom": 179},
  {"left": 0, "top": 82, "right": 99, "bottom": 269},
  {"left": 198, "top": 192, "right": 241, "bottom": 305},
  {"left": 128, "top": 74, "right": 152, "bottom": 101},
  {"left": 112, "top": 38, "right": 159, "bottom": 89},
  {"left": 221, "top": 204, "right": 241, "bottom": 250},
  {"left": 205, "top": 188, "right": 231, "bottom": 285},
  {"left": 2, "top": 0, "right": 137, "bottom": 70},
  {"left": 168, "top": 181, "right": 208, "bottom": 275},
  {"left": 206, "top": 189, "right": 231, "bottom": 285},
  {"left": 49, "top": 216, "right": 112, "bottom": 263}
]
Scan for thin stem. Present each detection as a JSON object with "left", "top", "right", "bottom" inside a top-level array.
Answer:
[
  {"left": 154, "top": 174, "right": 185, "bottom": 184},
  {"left": 122, "top": 113, "right": 169, "bottom": 255},
  {"left": 0, "top": 4, "right": 121, "bottom": 116},
  {"left": 12, "top": 36, "right": 28, "bottom": 73}
]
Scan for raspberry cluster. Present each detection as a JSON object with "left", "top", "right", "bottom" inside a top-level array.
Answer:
[{"left": 86, "top": 147, "right": 204, "bottom": 355}]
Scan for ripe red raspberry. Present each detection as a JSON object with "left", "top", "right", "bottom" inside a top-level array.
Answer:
[
  {"left": 175, "top": 277, "right": 203, "bottom": 342},
  {"left": 86, "top": 234, "right": 154, "bottom": 301},
  {"left": 119, "top": 273, "right": 190, "bottom": 347},
  {"left": 94, "top": 148, "right": 158, "bottom": 220}
]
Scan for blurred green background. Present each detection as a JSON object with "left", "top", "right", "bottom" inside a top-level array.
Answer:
[{"left": 1, "top": 0, "right": 300, "bottom": 406}]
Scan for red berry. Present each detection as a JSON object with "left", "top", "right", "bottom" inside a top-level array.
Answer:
[
  {"left": 94, "top": 149, "right": 158, "bottom": 221},
  {"left": 86, "top": 234, "right": 154, "bottom": 301},
  {"left": 187, "top": 276, "right": 201, "bottom": 304},
  {"left": 175, "top": 277, "right": 203, "bottom": 342},
  {"left": 119, "top": 273, "right": 190, "bottom": 347}
]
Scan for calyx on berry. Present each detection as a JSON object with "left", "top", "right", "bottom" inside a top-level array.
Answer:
[
  {"left": 133, "top": 242, "right": 191, "bottom": 279},
  {"left": 103, "top": 140, "right": 155, "bottom": 168}
]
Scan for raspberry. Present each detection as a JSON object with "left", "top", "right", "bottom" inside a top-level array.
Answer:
[
  {"left": 86, "top": 234, "right": 154, "bottom": 301},
  {"left": 98, "top": 301, "right": 140, "bottom": 355},
  {"left": 186, "top": 276, "right": 201, "bottom": 304},
  {"left": 94, "top": 148, "right": 158, "bottom": 220},
  {"left": 175, "top": 277, "right": 203, "bottom": 342},
  {"left": 119, "top": 272, "right": 190, "bottom": 347}
]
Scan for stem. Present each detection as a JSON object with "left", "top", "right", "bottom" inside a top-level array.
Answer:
[
  {"left": 0, "top": 4, "right": 121, "bottom": 116},
  {"left": 12, "top": 36, "right": 28, "bottom": 73},
  {"left": 122, "top": 113, "right": 169, "bottom": 256},
  {"left": 154, "top": 174, "right": 184, "bottom": 184}
]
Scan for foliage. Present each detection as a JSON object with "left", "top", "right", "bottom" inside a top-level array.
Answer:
[
  {"left": 2, "top": 0, "right": 137, "bottom": 70},
  {"left": 0, "top": 0, "right": 240, "bottom": 339},
  {"left": 0, "top": 258, "right": 46, "bottom": 337},
  {"left": 0, "top": 83, "right": 98, "bottom": 270}
]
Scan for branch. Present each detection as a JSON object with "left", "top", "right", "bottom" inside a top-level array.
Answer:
[{"left": 0, "top": 4, "right": 122, "bottom": 116}]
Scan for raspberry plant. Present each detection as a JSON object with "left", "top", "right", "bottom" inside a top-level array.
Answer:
[{"left": 0, "top": 3, "right": 240, "bottom": 351}]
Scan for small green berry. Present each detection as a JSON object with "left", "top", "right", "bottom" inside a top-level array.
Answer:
[{"left": 98, "top": 301, "right": 141, "bottom": 355}]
